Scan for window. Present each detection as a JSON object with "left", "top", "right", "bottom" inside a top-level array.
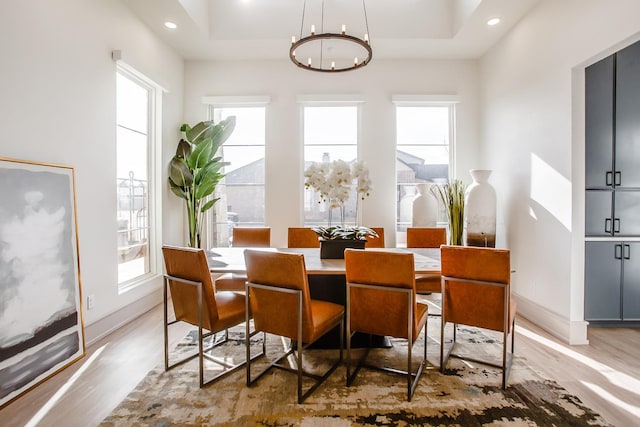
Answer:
[
  {"left": 208, "top": 105, "right": 266, "bottom": 247},
  {"left": 395, "top": 102, "right": 455, "bottom": 245},
  {"left": 303, "top": 105, "right": 359, "bottom": 225},
  {"left": 116, "top": 67, "right": 160, "bottom": 289}
]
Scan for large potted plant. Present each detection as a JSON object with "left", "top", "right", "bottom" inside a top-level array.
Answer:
[
  {"left": 311, "top": 225, "right": 378, "bottom": 259},
  {"left": 168, "top": 117, "right": 235, "bottom": 247}
]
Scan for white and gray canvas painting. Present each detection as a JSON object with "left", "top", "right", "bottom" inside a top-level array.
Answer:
[{"left": 0, "top": 166, "right": 81, "bottom": 403}]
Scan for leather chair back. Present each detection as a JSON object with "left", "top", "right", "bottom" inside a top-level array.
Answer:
[
  {"left": 232, "top": 227, "right": 271, "bottom": 247},
  {"left": 440, "top": 245, "right": 511, "bottom": 332},
  {"left": 345, "top": 249, "right": 422, "bottom": 340},
  {"left": 287, "top": 227, "right": 320, "bottom": 248},
  {"left": 244, "top": 250, "right": 315, "bottom": 342},
  {"left": 406, "top": 227, "right": 446, "bottom": 248},
  {"left": 365, "top": 227, "right": 385, "bottom": 248},
  {"left": 162, "top": 245, "right": 219, "bottom": 330}
]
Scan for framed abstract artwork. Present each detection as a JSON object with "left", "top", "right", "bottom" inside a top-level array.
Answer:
[{"left": 0, "top": 157, "right": 85, "bottom": 408}]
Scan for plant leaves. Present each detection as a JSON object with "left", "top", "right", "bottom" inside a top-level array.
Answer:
[
  {"left": 195, "top": 171, "right": 223, "bottom": 199},
  {"left": 195, "top": 159, "right": 227, "bottom": 185},
  {"left": 187, "top": 138, "right": 213, "bottom": 170},
  {"left": 168, "top": 157, "right": 193, "bottom": 187},
  {"left": 201, "top": 198, "right": 219, "bottom": 213},
  {"left": 175, "top": 139, "right": 191, "bottom": 159},
  {"left": 184, "top": 121, "right": 214, "bottom": 144},
  {"left": 168, "top": 177, "right": 187, "bottom": 199},
  {"left": 210, "top": 117, "right": 236, "bottom": 153}
]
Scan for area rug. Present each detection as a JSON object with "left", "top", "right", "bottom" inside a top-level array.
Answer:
[{"left": 101, "top": 321, "right": 610, "bottom": 427}]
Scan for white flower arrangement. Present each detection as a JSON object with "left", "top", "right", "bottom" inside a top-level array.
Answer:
[{"left": 304, "top": 160, "right": 372, "bottom": 223}]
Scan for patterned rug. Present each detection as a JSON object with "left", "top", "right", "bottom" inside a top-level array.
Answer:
[{"left": 101, "top": 319, "right": 610, "bottom": 427}]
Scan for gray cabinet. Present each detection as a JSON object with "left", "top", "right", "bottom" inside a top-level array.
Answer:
[
  {"left": 585, "top": 39, "right": 640, "bottom": 326},
  {"left": 615, "top": 41, "right": 640, "bottom": 188},
  {"left": 585, "top": 55, "right": 614, "bottom": 189},
  {"left": 585, "top": 39, "right": 640, "bottom": 237},
  {"left": 585, "top": 241, "right": 640, "bottom": 321}
]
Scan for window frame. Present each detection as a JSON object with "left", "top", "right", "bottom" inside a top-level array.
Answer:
[
  {"left": 392, "top": 95, "right": 459, "bottom": 244},
  {"left": 116, "top": 64, "right": 163, "bottom": 293},
  {"left": 298, "top": 96, "right": 365, "bottom": 226},
  {"left": 203, "top": 96, "right": 270, "bottom": 248}
]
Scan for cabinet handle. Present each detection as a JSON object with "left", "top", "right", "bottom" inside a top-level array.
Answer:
[
  {"left": 614, "top": 218, "right": 621, "bottom": 233},
  {"left": 605, "top": 218, "right": 612, "bottom": 233},
  {"left": 615, "top": 171, "right": 622, "bottom": 186},
  {"left": 606, "top": 171, "right": 613, "bottom": 186},
  {"left": 615, "top": 244, "right": 623, "bottom": 259},
  {"left": 624, "top": 244, "right": 631, "bottom": 260}
]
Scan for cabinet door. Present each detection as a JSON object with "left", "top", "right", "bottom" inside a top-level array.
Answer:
[
  {"left": 585, "top": 242, "right": 622, "bottom": 321},
  {"left": 622, "top": 242, "right": 640, "bottom": 320},
  {"left": 614, "top": 191, "right": 640, "bottom": 235},
  {"left": 585, "top": 190, "right": 613, "bottom": 236},
  {"left": 585, "top": 55, "right": 614, "bottom": 189},
  {"left": 615, "top": 40, "right": 640, "bottom": 188}
]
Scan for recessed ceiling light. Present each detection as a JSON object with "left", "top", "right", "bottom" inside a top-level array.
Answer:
[
  {"left": 487, "top": 18, "right": 501, "bottom": 26},
  {"left": 164, "top": 21, "right": 177, "bottom": 30}
]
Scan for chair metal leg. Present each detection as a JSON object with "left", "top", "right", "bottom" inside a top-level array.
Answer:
[
  {"left": 442, "top": 321, "right": 515, "bottom": 389},
  {"left": 246, "top": 285, "right": 343, "bottom": 404}
]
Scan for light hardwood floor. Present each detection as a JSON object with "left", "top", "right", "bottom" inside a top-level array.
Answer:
[{"left": 0, "top": 304, "right": 638, "bottom": 427}]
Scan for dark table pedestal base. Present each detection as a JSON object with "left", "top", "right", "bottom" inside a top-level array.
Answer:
[{"left": 307, "top": 274, "right": 391, "bottom": 349}]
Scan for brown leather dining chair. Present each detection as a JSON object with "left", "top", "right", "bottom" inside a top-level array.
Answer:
[
  {"left": 214, "top": 226, "right": 271, "bottom": 292},
  {"left": 161, "top": 245, "right": 261, "bottom": 387},
  {"left": 364, "top": 227, "right": 385, "bottom": 248},
  {"left": 439, "top": 245, "right": 516, "bottom": 389},
  {"left": 287, "top": 227, "right": 320, "bottom": 248},
  {"left": 406, "top": 227, "right": 447, "bottom": 308},
  {"left": 244, "top": 249, "right": 344, "bottom": 403},
  {"left": 344, "top": 249, "right": 429, "bottom": 401}
]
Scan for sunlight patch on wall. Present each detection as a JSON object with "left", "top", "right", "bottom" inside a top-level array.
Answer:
[{"left": 530, "top": 153, "right": 571, "bottom": 231}]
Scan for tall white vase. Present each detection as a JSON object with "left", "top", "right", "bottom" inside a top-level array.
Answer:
[
  {"left": 412, "top": 183, "right": 438, "bottom": 227},
  {"left": 399, "top": 186, "right": 416, "bottom": 224},
  {"left": 464, "top": 170, "right": 496, "bottom": 247}
]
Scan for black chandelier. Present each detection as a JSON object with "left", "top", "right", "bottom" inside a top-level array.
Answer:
[{"left": 290, "top": 0, "right": 372, "bottom": 73}]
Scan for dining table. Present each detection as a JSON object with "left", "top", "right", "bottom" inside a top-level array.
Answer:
[
  {"left": 206, "top": 246, "right": 441, "bottom": 275},
  {"left": 206, "top": 246, "right": 441, "bottom": 349}
]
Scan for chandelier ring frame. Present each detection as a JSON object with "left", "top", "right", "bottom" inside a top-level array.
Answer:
[{"left": 289, "top": 33, "right": 373, "bottom": 73}]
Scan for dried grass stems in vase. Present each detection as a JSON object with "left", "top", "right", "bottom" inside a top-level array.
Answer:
[{"left": 433, "top": 179, "right": 466, "bottom": 245}]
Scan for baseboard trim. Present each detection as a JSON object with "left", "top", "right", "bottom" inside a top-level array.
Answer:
[
  {"left": 85, "top": 290, "right": 162, "bottom": 346},
  {"left": 514, "top": 294, "right": 589, "bottom": 345}
]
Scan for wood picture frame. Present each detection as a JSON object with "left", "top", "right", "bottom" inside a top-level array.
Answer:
[{"left": 0, "top": 157, "right": 85, "bottom": 408}]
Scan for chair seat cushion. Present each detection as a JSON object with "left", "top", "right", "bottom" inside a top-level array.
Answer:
[
  {"left": 214, "top": 291, "right": 247, "bottom": 331},
  {"left": 415, "top": 274, "right": 441, "bottom": 294},
  {"left": 214, "top": 273, "right": 247, "bottom": 292},
  {"left": 305, "top": 299, "right": 344, "bottom": 343}
]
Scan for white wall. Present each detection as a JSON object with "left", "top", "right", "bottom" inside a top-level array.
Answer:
[
  {"left": 479, "top": 0, "right": 640, "bottom": 343},
  {"left": 0, "top": 0, "right": 184, "bottom": 343},
  {"left": 184, "top": 58, "right": 480, "bottom": 248}
]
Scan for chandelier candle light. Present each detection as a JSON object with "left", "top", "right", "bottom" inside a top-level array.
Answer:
[{"left": 290, "top": 0, "right": 372, "bottom": 72}]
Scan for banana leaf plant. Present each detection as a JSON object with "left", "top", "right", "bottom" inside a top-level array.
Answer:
[{"left": 168, "top": 117, "right": 235, "bottom": 247}]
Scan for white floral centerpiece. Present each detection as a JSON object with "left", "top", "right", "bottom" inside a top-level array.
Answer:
[{"left": 304, "top": 159, "right": 372, "bottom": 226}]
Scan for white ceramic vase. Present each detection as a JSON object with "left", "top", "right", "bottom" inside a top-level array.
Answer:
[
  {"left": 399, "top": 185, "right": 416, "bottom": 224},
  {"left": 464, "top": 170, "right": 496, "bottom": 247},
  {"left": 412, "top": 183, "right": 438, "bottom": 227}
]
